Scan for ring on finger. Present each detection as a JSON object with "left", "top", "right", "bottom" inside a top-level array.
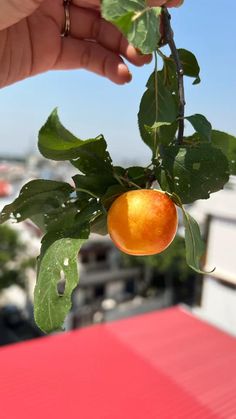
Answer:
[{"left": 61, "top": 0, "right": 72, "bottom": 37}]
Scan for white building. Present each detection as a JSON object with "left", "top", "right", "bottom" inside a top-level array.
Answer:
[{"left": 190, "top": 177, "right": 236, "bottom": 336}]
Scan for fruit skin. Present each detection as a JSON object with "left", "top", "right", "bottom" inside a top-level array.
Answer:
[{"left": 107, "top": 189, "right": 178, "bottom": 256}]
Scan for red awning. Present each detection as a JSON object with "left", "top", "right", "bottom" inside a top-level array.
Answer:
[{"left": 0, "top": 307, "right": 235, "bottom": 419}]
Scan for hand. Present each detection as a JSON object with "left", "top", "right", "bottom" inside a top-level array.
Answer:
[{"left": 0, "top": 0, "right": 183, "bottom": 88}]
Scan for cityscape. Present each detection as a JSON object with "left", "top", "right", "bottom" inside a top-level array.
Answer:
[{"left": 0, "top": 153, "right": 235, "bottom": 345}]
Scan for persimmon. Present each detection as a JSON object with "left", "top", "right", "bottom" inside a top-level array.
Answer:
[{"left": 107, "top": 189, "right": 178, "bottom": 256}]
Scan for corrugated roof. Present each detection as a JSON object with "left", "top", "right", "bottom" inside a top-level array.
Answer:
[{"left": 0, "top": 307, "right": 235, "bottom": 419}]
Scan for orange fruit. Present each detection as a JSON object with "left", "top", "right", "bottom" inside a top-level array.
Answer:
[{"left": 107, "top": 189, "right": 178, "bottom": 256}]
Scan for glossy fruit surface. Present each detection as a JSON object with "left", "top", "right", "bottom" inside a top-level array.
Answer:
[{"left": 107, "top": 189, "right": 178, "bottom": 255}]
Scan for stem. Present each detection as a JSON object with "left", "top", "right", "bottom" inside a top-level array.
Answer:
[
  {"left": 153, "top": 50, "right": 159, "bottom": 157},
  {"left": 146, "top": 173, "right": 156, "bottom": 189},
  {"left": 113, "top": 171, "right": 142, "bottom": 190},
  {"left": 119, "top": 176, "right": 142, "bottom": 190},
  {"left": 113, "top": 172, "right": 126, "bottom": 187},
  {"left": 161, "top": 7, "right": 185, "bottom": 144}
]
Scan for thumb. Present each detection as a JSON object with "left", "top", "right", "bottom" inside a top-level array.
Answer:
[{"left": 0, "top": 0, "right": 44, "bottom": 30}]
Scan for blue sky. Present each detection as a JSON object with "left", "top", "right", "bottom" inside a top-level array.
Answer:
[{"left": 0, "top": 0, "right": 235, "bottom": 165}]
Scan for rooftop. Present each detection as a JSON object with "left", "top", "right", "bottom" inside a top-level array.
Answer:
[{"left": 0, "top": 307, "right": 235, "bottom": 418}]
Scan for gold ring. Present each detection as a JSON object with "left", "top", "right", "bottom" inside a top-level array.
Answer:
[{"left": 61, "top": 0, "right": 72, "bottom": 37}]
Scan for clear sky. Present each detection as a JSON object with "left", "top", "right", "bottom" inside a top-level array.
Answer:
[{"left": 0, "top": 0, "right": 235, "bottom": 166}]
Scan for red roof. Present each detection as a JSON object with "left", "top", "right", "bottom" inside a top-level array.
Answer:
[
  {"left": 0, "top": 180, "right": 11, "bottom": 197},
  {"left": 0, "top": 307, "right": 235, "bottom": 419}
]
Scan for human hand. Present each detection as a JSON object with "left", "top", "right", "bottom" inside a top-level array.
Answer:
[
  {"left": 0, "top": 0, "right": 183, "bottom": 88},
  {"left": 77, "top": 0, "right": 183, "bottom": 9}
]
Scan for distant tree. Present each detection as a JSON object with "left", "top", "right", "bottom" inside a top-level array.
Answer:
[
  {"left": 122, "top": 235, "right": 199, "bottom": 305},
  {"left": 0, "top": 224, "right": 35, "bottom": 291}
]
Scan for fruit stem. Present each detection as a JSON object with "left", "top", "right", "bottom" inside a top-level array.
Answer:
[
  {"left": 113, "top": 171, "right": 142, "bottom": 190},
  {"left": 161, "top": 7, "right": 185, "bottom": 145},
  {"left": 119, "top": 176, "right": 142, "bottom": 190},
  {"left": 146, "top": 173, "right": 156, "bottom": 189},
  {"left": 113, "top": 172, "right": 126, "bottom": 187}
]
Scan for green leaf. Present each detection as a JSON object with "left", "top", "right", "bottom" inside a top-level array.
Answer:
[
  {"left": 211, "top": 130, "right": 236, "bottom": 175},
  {"left": 39, "top": 108, "right": 84, "bottom": 160},
  {"left": 145, "top": 121, "right": 179, "bottom": 148},
  {"left": 39, "top": 109, "right": 113, "bottom": 175},
  {"left": 90, "top": 213, "right": 108, "bottom": 236},
  {"left": 138, "top": 71, "right": 178, "bottom": 150},
  {"left": 34, "top": 227, "right": 89, "bottom": 333},
  {"left": 177, "top": 49, "right": 200, "bottom": 84},
  {"left": 43, "top": 197, "right": 103, "bottom": 235},
  {"left": 43, "top": 202, "right": 78, "bottom": 233},
  {"left": 71, "top": 135, "right": 113, "bottom": 175},
  {"left": 113, "top": 166, "right": 152, "bottom": 189},
  {"left": 73, "top": 174, "right": 117, "bottom": 197},
  {"left": 0, "top": 180, "right": 73, "bottom": 224},
  {"left": 126, "top": 166, "right": 152, "bottom": 188},
  {"left": 101, "top": 184, "right": 128, "bottom": 210},
  {"left": 75, "top": 200, "right": 104, "bottom": 227},
  {"left": 161, "top": 49, "right": 200, "bottom": 93},
  {"left": 159, "top": 144, "right": 229, "bottom": 204},
  {"left": 182, "top": 208, "right": 206, "bottom": 273},
  {"left": 186, "top": 114, "right": 212, "bottom": 142},
  {"left": 102, "top": 1, "right": 162, "bottom": 54}
]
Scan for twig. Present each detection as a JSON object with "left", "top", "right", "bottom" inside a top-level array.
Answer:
[
  {"left": 146, "top": 173, "right": 156, "bottom": 189},
  {"left": 161, "top": 7, "right": 185, "bottom": 144}
]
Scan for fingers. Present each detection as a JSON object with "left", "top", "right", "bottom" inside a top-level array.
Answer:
[
  {"left": 76, "top": 0, "right": 183, "bottom": 7},
  {"left": 144, "top": 0, "right": 184, "bottom": 6},
  {"left": 75, "top": 0, "right": 100, "bottom": 10},
  {"left": 54, "top": 0, "right": 184, "bottom": 84},
  {"left": 54, "top": 37, "right": 133, "bottom": 84},
  {"left": 165, "top": 0, "right": 184, "bottom": 6},
  {"left": 68, "top": 6, "right": 152, "bottom": 67},
  {"left": 0, "top": 0, "right": 44, "bottom": 30}
]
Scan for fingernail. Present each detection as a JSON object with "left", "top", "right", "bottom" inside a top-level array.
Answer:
[
  {"left": 118, "top": 63, "right": 132, "bottom": 83},
  {"left": 127, "top": 71, "right": 132, "bottom": 82}
]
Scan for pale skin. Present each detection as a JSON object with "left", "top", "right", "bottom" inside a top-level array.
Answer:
[{"left": 0, "top": 0, "right": 183, "bottom": 88}]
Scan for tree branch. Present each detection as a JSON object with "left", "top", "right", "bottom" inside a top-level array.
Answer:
[{"left": 161, "top": 7, "right": 185, "bottom": 144}]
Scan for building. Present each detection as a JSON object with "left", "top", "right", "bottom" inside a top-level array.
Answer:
[{"left": 189, "top": 177, "right": 236, "bottom": 336}]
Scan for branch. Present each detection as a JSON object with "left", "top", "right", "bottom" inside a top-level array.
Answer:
[{"left": 161, "top": 7, "right": 185, "bottom": 145}]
